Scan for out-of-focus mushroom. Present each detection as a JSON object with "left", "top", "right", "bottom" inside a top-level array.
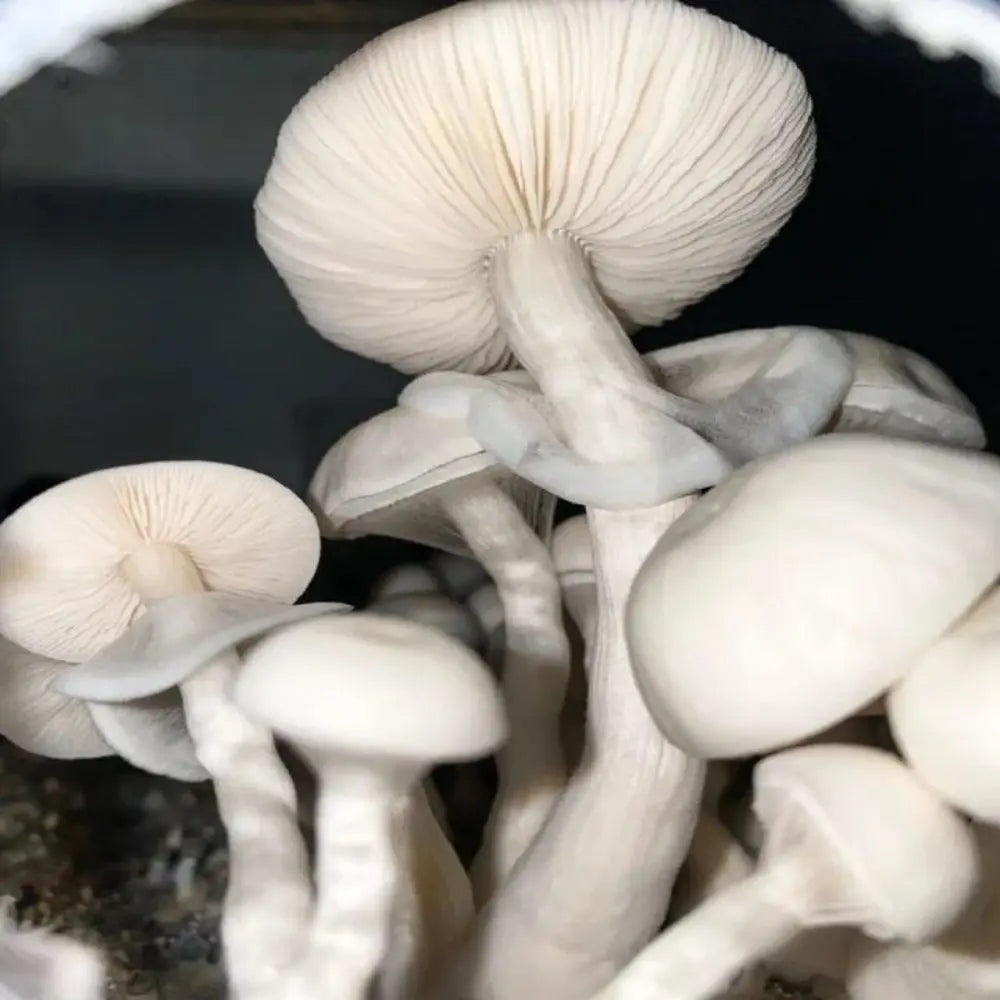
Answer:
[
  {"left": 889, "top": 585, "right": 1000, "bottom": 826},
  {"left": 594, "top": 745, "right": 979, "bottom": 1000},
  {"left": 847, "top": 821, "right": 1000, "bottom": 1000},
  {"left": 0, "top": 461, "right": 328, "bottom": 1000},
  {"left": 310, "top": 401, "right": 568, "bottom": 904},
  {"left": 257, "top": 1, "right": 820, "bottom": 992},
  {"left": 234, "top": 612, "right": 507, "bottom": 1000},
  {"left": 430, "top": 554, "right": 492, "bottom": 604},
  {"left": 626, "top": 435, "right": 1000, "bottom": 759}
]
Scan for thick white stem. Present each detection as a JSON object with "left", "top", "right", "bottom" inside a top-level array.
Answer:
[
  {"left": 594, "top": 852, "right": 811, "bottom": 1000},
  {"left": 122, "top": 544, "right": 311, "bottom": 1000},
  {"left": 443, "top": 485, "right": 570, "bottom": 906},
  {"left": 284, "top": 764, "right": 410, "bottom": 1000},
  {"left": 433, "top": 233, "right": 705, "bottom": 1000}
]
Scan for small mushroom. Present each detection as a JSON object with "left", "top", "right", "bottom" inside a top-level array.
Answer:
[
  {"left": 593, "top": 744, "right": 979, "bottom": 1000},
  {"left": 0, "top": 461, "right": 330, "bottom": 999},
  {"left": 371, "top": 563, "right": 442, "bottom": 602},
  {"left": 888, "top": 585, "right": 1000, "bottom": 826},
  {"left": 626, "top": 435, "right": 1000, "bottom": 759},
  {"left": 310, "top": 400, "right": 569, "bottom": 904},
  {"left": 847, "top": 822, "right": 1000, "bottom": 1000},
  {"left": 467, "top": 582, "right": 505, "bottom": 673},
  {"left": 429, "top": 553, "right": 492, "bottom": 604},
  {"left": 234, "top": 611, "right": 507, "bottom": 1000}
]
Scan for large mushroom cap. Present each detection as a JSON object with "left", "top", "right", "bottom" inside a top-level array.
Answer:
[
  {"left": 0, "top": 462, "right": 320, "bottom": 662},
  {"left": 234, "top": 612, "right": 508, "bottom": 763},
  {"left": 888, "top": 587, "right": 1000, "bottom": 826},
  {"left": 626, "top": 434, "right": 1000, "bottom": 758},
  {"left": 755, "top": 745, "right": 978, "bottom": 943},
  {"left": 256, "top": 0, "right": 814, "bottom": 373},
  {"left": 309, "top": 403, "right": 554, "bottom": 557}
]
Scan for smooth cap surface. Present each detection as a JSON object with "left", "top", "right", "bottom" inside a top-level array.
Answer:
[
  {"left": 234, "top": 612, "right": 507, "bottom": 762},
  {"left": 309, "top": 404, "right": 553, "bottom": 558},
  {"left": 257, "top": 0, "right": 814, "bottom": 373},
  {"left": 755, "top": 744, "right": 978, "bottom": 943},
  {"left": 626, "top": 434, "right": 1000, "bottom": 758},
  {"left": 0, "top": 462, "right": 320, "bottom": 662}
]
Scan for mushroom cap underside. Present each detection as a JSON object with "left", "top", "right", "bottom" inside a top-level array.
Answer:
[
  {"left": 0, "top": 461, "right": 320, "bottom": 662},
  {"left": 257, "top": 0, "right": 815, "bottom": 373}
]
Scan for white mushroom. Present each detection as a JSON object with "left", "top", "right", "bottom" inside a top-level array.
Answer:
[
  {"left": 888, "top": 585, "right": 1000, "bottom": 826},
  {"left": 847, "top": 822, "right": 1000, "bottom": 1000},
  {"left": 626, "top": 435, "right": 1000, "bottom": 759},
  {"left": 0, "top": 461, "right": 327, "bottom": 999},
  {"left": 0, "top": 636, "right": 113, "bottom": 761},
  {"left": 593, "top": 744, "right": 979, "bottom": 1000},
  {"left": 429, "top": 554, "right": 492, "bottom": 604},
  {"left": 371, "top": 563, "right": 442, "bottom": 602},
  {"left": 234, "top": 612, "right": 507, "bottom": 1000},
  {"left": 257, "top": 1, "right": 820, "bottom": 993},
  {"left": 310, "top": 402, "right": 569, "bottom": 904}
]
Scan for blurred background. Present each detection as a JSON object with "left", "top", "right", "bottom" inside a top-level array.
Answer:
[{"left": 1, "top": 0, "right": 998, "bottom": 601}]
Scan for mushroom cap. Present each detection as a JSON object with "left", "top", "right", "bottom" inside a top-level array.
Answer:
[
  {"left": 370, "top": 563, "right": 441, "bottom": 601},
  {"left": 256, "top": 0, "right": 814, "bottom": 374},
  {"left": 888, "top": 587, "right": 1000, "bottom": 826},
  {"left": 755, "top": 744, "right": 978, "bottom": 943},
  {"left": 309, "top": 403, "right": 555, "bottom": 558},
  {"left": 626, "top": 434, "right": 1000, "bottom": 758},
  {"left": 468, "top": 583, "right": 504, "bottom": 637},
  {"left": 645, "top": 328, "right": 984, "bottom": 447},
  {"left": 0, "top": 636, "right": 112, "bottom": 760},
  {"left": 234, "top": 612, "right": 507, "bottom": 763},
  {"left": 366, "top": 591, "right": 483, "bottom": 651},
  {"left": 0, "top": 462, "right": 321, "bottom": 663}
]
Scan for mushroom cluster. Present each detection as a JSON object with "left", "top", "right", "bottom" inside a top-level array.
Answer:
[{"left": 1, "top": 1, "right": 999, "bottom": 999}]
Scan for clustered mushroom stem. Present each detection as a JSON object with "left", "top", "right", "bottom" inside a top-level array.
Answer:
[
  {"left": 441, "top": 232, "right": 705, "bottom": 997},
  {"left": 442, "top": 484, "right": 570, "bottom": 904},
  {"left": 121, "top": 543, "right": 312, "bottom": 999},
  {"left": 593, "top": 850, "right": 812, "bottom": 1000},
  {"left": 285, "top": 763, "right": 410, "bottom": 1000}
]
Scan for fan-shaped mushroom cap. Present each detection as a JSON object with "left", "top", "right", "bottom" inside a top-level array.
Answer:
[
  {"left": 646, "top": 328, "right": 984, "bottom": 447},
  {"left": 755, "top": 744, "right": 978, "bottom": 943},
  {"left": 309, "top": 403, "right": 555, "bottom": 558},
  {"left": 626, "top": 435, "right": 1000, "bottom": 758},
  {"left": 256, "top": 0, "right": 814, "bottom": 374},
  {"left": 0, "top": 637, "right": 111, "bottom": 760},
  {"left": 234, "top": 613, "right": 507, "bottom": 763},
  {"left": 0, "top": 462, "right": 320, "bottom": 663},
  {"left": 888, "top": 586, "right": 1000, "bottom": 825}
]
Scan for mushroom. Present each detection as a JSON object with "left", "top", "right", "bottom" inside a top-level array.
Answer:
[
  {"left": 592, "top": 744, "right": 980, "bottom": 1000},
  {"left": 310, "top": 399, "right": 569, "bottom": 904},
  {"left": 0, "top": 636, "right": 113, "bottom": 761},
  {"left": 368, "top": 587, "right": 483, "bottom": 652},
  {"left": 644, "top": 327, "right": 984, "bottom": 448},
  {"left": 0, "top": 461, "right": 330, "bottom": 999},
  {"left": 0, "top": 897, "right": 105, "bottom": 1000},
  {"left": 626, "top": 434, "right": 1000, "bottom": 760},
  {"left": 256, "top": 0, "right": 821, "bottom": 992},
  {"left": 429, "top": 553, "right": 492, "bottom": 604},
  {"left": 847, "top": 821, "right": 1000, "bottom": 1000},
  {"left": 371, "top": 563, "right": 442, "bottom": 602},
  {"left": 467, "top": 582, "right": 505, "bottom": 673},
  {"left": 233, "top": 611, "right": 507, "bottom": 1000},
  {"left": 888, "top": 585, "right": 1000, "bottom": 826}
]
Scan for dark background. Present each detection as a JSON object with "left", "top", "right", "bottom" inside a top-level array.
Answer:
[{"left": 1, "top": 0, "right": 998, "bottom": 601}]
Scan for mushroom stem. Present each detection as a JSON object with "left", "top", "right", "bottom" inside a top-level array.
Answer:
[
  {"left": 442, "top": 484, "right": 570, "bottom": 905},
  {"left": 284, "top": 761, "right": 412, "bottom": 1000},
  {"left": 593, "top": 847, "right": 814, "bottom": 1000},
  {"left": 121, "top": 543, "right": 311, "bottom": 999},
  {"left": 437, "top": 232, "right": 705, "bottom": 999}
]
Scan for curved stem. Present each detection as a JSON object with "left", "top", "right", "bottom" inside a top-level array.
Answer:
[
  {"left": 594, "top": 852, "right": 809, "bottom": 1000},
  {"left": 122, "top": 544, "right": 311, "bottom": 1000},
  {"left": 284, "top": 764, "right": 408, "bottom": 1000},
  {"left": 431, "top": 233, "right": 706, "bottom": 1000},
  {"left": 443, "top": 483, "right": 571, "bottom": 906}
]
